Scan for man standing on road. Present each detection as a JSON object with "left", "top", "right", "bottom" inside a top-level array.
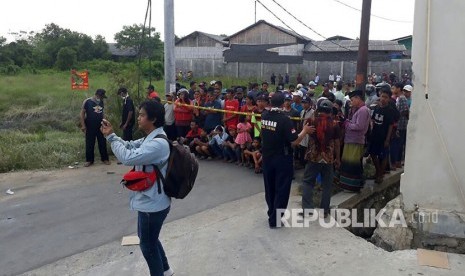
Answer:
[
  {"left": 118, "top": 87, "right": 135, "bottom": 141},
  {"left": 80, "top": 89, "right": 110, "bottom": 167},
  {"left": 261, "top": 93, "right": 315, "bottom": 228}
]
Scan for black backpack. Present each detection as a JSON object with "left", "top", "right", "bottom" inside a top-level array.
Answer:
[{"left": 154, "top": 134, "right": 199, "bottom": 199}]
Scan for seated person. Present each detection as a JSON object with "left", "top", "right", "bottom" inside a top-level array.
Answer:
[
  {"left": 223, "top": 125, "right": 239, "bottom": 163},
  {"left": 182, "top": 121, "right": 203, "bottom": 153},
  {"left": 243, "top": 137, "right": 262, "bottom": 173},
  {"left": 208, "top": 125, "right": 229, "bottom": 160}
]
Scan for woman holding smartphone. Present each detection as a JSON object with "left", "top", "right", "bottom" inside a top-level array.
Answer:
[{"left": 101, "top": 100, "right": 174, "bottom": 276}]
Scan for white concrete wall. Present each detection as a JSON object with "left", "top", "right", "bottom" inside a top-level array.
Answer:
[{"left": 401, "top": 0, "right": 465, "bottom": 212}]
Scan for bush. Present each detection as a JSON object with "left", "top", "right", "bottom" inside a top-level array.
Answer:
[
  {"left": 55, "top": 47, "right": 77, "bottom": 70},
  {"left": 0, "top": 64, "right": 21, "bottom": 75}
]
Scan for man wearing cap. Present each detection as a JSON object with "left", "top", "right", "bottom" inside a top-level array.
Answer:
[
  {"left": 261, "top": 93, "right": 315, "bottom": 228},
  {"left": 339, "top": 90, "right": 371, "bottom": 192},
  {"left": 117, "top": 87, "right": 135, "bottom": 141},
  {"left": 80, "top": 89, "right": 110, "bottom": 167},
  {"left": 403, "top": 85, "right": 413, "bottom": 108},
  {"left": 164, "top": 92, "right": 177, "bottom": 141},
  {"left": 297, "top": 96, "right": 314, "bottom": 169},
  {"left": 291, "top": 90, "right": 304, "bottom": 113},
  {"left": 147, "top": 85, "right": 159, "bottom": 99}
]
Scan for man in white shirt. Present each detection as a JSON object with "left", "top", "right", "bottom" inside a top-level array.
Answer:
[
  {"left": 336, "top": 73, "right": 342, "bottom": 82},
  {"left": 328, "top": 72, "right": 335, "bottom": 82},
  {"left": 163, "top": 92, "right": 176, "bottom": 140}
]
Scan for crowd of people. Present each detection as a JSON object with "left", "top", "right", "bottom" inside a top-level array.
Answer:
[{"left": 80, "top": 73, "right": 412, "bottom": 213}]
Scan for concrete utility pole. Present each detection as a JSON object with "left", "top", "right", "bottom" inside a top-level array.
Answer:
[
  {"left": 355, "top": 0, "right": 372, "bottom": 93},
  {"left": 164, "top": 0, "right": 176, "bottom": 94}
]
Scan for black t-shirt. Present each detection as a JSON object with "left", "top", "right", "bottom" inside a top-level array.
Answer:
[
  {"left": 370, "top": 104, "right": 395, "bottom": 145},
  {"left": 82, "top": 97, "right": 104, "bottom": 128},
  {"left": 261, "top": 110, "right": 298, "bottom": 158},
  {"left": 282, "top": 108, "right": 301, "bottom": 129},
  {"left": 122, "top": 97, "right": 135, "bottom": 127}
]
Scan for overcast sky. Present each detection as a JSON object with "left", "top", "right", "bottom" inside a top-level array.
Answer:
[{"left": 1, "top": 0, "right": 414, "bottom": 43}]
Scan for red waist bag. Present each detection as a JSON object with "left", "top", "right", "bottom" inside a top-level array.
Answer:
[{"left": 121, "top": 165, "right": 161, "bottom": 192}]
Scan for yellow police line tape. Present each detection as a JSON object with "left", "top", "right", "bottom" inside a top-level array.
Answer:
[{"left": 161, "top": 100, "right": 303, "bottom": 121}]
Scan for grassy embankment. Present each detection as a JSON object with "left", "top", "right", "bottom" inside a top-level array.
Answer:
[{"left": 1, "top": 73, "right": 304, "bottom": 172}]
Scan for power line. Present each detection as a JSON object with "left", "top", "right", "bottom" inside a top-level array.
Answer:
[
  {"left": 267, "top": 0, "right": 355, "bottom": 52},
  {"left": 333, "top": 0, "right": 413, "bottom": 23},
  {"left": 254, "top": 0, "right": 397, "bottom": 69}
]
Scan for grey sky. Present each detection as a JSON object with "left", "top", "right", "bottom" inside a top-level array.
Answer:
[{"left": 0, "top": 0, "right": 414, "bottom": 43}]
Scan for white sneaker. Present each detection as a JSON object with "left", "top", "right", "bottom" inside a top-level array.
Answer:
[{"left": 164, "top": 268, "right": 174, "bottom": 276}]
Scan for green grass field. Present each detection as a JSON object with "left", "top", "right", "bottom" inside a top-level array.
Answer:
[{"left": 0, "top": 72, "right": 321, "bottom": 173}]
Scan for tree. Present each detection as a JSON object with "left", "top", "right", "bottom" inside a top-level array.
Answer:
[
  {"left": 114, "top": 24, "right": 163, "bottom": 61},
  {"left": 55, "top": 47, "right": 77, "bottom": 70},
  {"left": 92, "top": 35, "right": 110, "bottom": 59}
]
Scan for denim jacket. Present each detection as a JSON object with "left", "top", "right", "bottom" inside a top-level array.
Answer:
[{"left": 106, "top": 127, "right": 171, "bottom": 212}]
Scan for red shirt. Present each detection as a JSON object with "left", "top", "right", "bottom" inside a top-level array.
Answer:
[
  {"left": 186, "top": 127, "right": 203, "bottom": 138},
  {"left": 224, "top": 99, "right": 239, "bottom": 129},
  {"left": 148, "top": 91, "right": 159, "bottom": 99}
]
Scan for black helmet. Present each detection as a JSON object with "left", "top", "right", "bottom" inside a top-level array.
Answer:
[
  {"left": 316, "top": 97, "right": 333, "bottom": 113},
  {"left": 366, "top": 84, "right": 376, "bottom": 94}
]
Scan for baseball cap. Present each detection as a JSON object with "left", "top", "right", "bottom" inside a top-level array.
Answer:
[
  {"left": 95, "top": 89, "right": 107, "bottom": 98},
  {"left": 348, "top": 90, "right": 364, "bottom": 99},
  {"left": 308, "top": 81, "right": 317, "bottom": 86},
  {"left": 256, "top": 94, "right": 269, "bottom": 102},
  {"left": 284, "top": 93, "right": 293, "bottom": 101},
  {"left": 296, "top": 84, "right": 303, "bottom": 89},
  {"left": 403, "top": 85, "right": 413, "bottom": 92},
  {"left": 302, "top": 96, "right": 310, "bottom": 103},
  {"left": 178, "top": 88, "right": 188, "bottom": 94},
  {"left": 292, "top": 90, "right": 303, "bottom": 98},
  {"left": 166, "top": 92, "right": 175, "bottom": 97}
]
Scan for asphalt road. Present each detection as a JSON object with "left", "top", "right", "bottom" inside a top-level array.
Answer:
[{"left": 0, "top": 160, "right": 265, "bottom": 276}]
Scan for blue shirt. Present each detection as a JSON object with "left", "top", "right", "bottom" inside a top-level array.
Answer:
[
  {"left": 106, "top": 127, "right": 171, "bottom": 212},
  {"left": 291, "top": 103, "right": 303, "bottom": 113},
  {"left": 204, "top": 100, "right": 222, "bottom": 131}
]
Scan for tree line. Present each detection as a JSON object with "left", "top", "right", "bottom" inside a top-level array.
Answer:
[{"left": 0, "top": 23, "right": 164, "bottom": 76}]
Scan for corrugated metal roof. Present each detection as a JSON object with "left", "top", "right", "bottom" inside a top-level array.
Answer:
[
  {"left": 305, "top": 40, "right": 406, "bottom": 52},
  {"left": 225, "top": 20, "right": 311, "bottom": 43},
  {"left": 107, "top": 43, "right": 138, "bottom": 57},
  {"left": 198, "top": 32, "right": 228, "bottom": 44},
  {"left": 176, "top": 31, "right": 228, "bottom": 46}
]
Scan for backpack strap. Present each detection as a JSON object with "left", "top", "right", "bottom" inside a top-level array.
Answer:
[{"left": 153, "top": 134, "right": 172, "bottom": 194}]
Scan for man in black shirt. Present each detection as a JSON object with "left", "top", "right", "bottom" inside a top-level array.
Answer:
[
  {"left": 261, "top": 93, "right": 315, "bottom": 228},
  {"left": 118, "top": 87, "right": 135, "bottom": 141},
  {"left": 80, "top": 89, "right": 110, "bottom": 167},
  {"left": 369, "top": 87, "right": 395, "bottom": 183}
]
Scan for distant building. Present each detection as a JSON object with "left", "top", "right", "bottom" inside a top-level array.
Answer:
[
  {"left": 107, "top": 43, "right": 137, "bottom": 60},
  {"left": 174, "top": 21, "right": 412, "bottom": 81},
  {"left": 391, "top": 35, "right": 413, "bottom": 56}
]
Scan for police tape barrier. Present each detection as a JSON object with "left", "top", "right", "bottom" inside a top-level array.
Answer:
[{"left": 161, "top": 100, "right": 304, "bottom": 121}]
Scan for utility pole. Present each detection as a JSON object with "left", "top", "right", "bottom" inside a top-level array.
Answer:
[
  {"left": 164, "top": 0, "right": 175, "bottom": 95},
  {"left": 355, "top": 0, "right": 372, "bottom": 93},
  {"left": 255, "top": 1, "right": 257, "bottom": 23}
]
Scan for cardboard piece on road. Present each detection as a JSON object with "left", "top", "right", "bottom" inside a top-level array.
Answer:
[
  {"left": 121, "top": 236, "right": 140, "bottom": 246},
  {"left": 417, "top": 249, "right": 450, "bottom": 269}
]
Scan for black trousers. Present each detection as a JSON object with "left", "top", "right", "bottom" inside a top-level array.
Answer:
[
  {"left": 85, "top": 126, "right": 109, "bottom": 163},
  {"left": 164, "top": 124, "right": 177, "bottom": 141},
  {"left": 262, "top": 154, "right": 293, "bottom": 227},
  {"left": 123, "top": 125, "right": 134, "bottom": 141}
]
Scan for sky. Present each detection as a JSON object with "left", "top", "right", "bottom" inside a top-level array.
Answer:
[{"left": 0, "top": 0, "right": 415, "bottom": 43}]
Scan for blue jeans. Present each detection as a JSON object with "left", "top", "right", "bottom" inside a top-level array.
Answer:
[
  {"left": 223, "top": 146, "right": 237, "bottom": 161},
  {"left": 302, "top": 162, "right": 334, "bottom": 213},
  {"left": 138, "top": 207, "right": 170, "bottom": 276},
  {"left": 210, "top": 142, "right": 224, "bottom": 158}
]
